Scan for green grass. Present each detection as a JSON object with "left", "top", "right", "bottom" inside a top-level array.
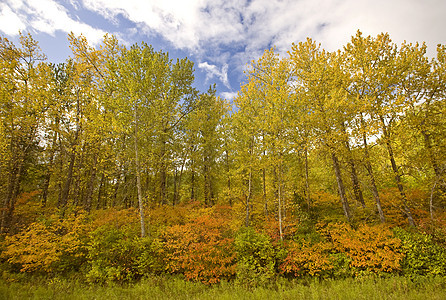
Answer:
[{"left": 1, "top": 276, "right": 446, "bottom": 300}]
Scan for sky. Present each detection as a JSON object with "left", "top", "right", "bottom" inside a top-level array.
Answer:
[{"left": 1, "top": 0, "right": 445, "bottom": 100}]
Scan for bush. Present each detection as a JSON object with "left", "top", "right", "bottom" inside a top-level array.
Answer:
[
  {"left": 234, "top": 226, "right": 277, "bottom": 287},
  {"left": 323, "top": 223, "right": 403, "bottom": 276},
  {"left": 1, "top": 213, "right": 88, "bottom": 274},
  {"left": 394, "top": 228, "right": 446, "bottom": 277},
  {"left": 160, "top": 206, "right": 236, "bottom": 284},
  {"left": 280, "top": 223, "right": 403, "bottom": 279},
  {"left": 85, "top": 225, "right": 154, "bottom": 283}
]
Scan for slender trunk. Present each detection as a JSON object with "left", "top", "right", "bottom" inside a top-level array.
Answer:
[
  {"left": 225, "top": 148, "right": 232, "bottom": 206},
  {"left": 331, "top": 151, "right": 351, "bottom": 221},
  {"left": 278, "top": 161, "right": 284, "bottom": 241},
  {"left": 422, "top": 130, "right": 446, "bottom": 213},
  {"left": 41, "top": 123, "right": 59, "bottom": 207},
  {"left": 246, "top": 168, "right": 252, "bottom": 227},
  {"left": 348, "top": 158, "right": 365, "bottom": 208},
  {"left": 159, "top": 130, "right": 167, "bottom": 205},
  {"left": 340, "top": 122, "right": 365, "bottom": 207},
  {"left": 1, "top": 163, "right": 21, "bottom": 233},
  {"left": 190, "top": 147, "right": 196, "bottom": 200},
  {"left": 246, "top": 137, "right": 254, "bottom": 227},
  {"left": 96, "top": 173, "right": 105, "bottom": 210},
  {"left": 59, "top": 92, "right": 81, "bottom": 208},
  {"left": 112, "top": 169, "right": 120, "bottom": 207},
  {"left": 59, "top": 148, "right": 76, "bottom": 208},
  {"left": 363, "top": 137, "right": 385, "bottom": 223},
  {"left": 263, "top": 167, "right": 268, "bottom": 216},
  {"left": 360, "top": 114, "right": 385, "bottom": 222},
  {"left": 172, "top": 169, "right": 178, "bottom": 206},
  {"left": 381, "top": 118, "right": 415, "bottom": 226},
  {"left": 204, "top": 162, "right": 210, "bottom": 206},
  {"left": 134, "top": 108, "right": 146, "bottom": 237},
  {"left": 173, "top": 150, "right": 187, "bottom": 205},
  {"left": 84, "top": 153, "right": 98, "bottom": 212},
  {"left": 304, "top": 145, "right": 311, "bottom": 210}
]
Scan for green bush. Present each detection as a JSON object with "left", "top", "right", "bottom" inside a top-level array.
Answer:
[
  {"left": 394, "top": 228, "right": 446, "bottom": 277},
  {"left": 85, "top": 226, "right": 159, "bottom": 283},
  {"left": 234, "top": 227, "right": 276, "bottom": 288}
]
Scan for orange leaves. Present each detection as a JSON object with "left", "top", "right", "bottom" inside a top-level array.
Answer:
[
  {"left": 159, "top": 206, "right": 236, "bottom": 284},
  {"left": 322, "top": 223, "right": 403, "bottom": 274},
  {"left": 2, "top": 213, "right": 88, "bottom": 273},
  {"left": 280, "top": 240, "right": 335, "bottom": 278},
  {"left": 280, "top": 223, "right": 403, "bottom": 278}
]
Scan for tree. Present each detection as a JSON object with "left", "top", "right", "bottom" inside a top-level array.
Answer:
[
  {"left": 289, "top": 39, "right": 352, "bottom": 221},
  {"left": 0, "top": 33, "right": 49, "bottom": 232}
]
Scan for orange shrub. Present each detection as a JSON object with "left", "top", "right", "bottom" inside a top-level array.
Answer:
[
  {"left": 280, "top": 240, "right": 335, "bottom": 278},
  {"left": 2, "top": 213, "right": 88, "bottom": 273},
  {"left": 321, "top": 223, "right": 403, "bottom": 275},
  {"left": 280, "top": 223, "right": 403, "bottom": 278},
  {"left": 159, "top": 206, "right": 236, "bottom": 284}
]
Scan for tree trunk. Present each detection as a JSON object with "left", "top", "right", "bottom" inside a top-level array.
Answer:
[
  {"left": 59, "top": 148, "right": 76, "bottom": 208},
  {"left": 341, "top": 122, "right": 365, "bottom": 207},
  {"left": 41, "top": 123, "right": 59, "bottom": 207},
  {"left": 96, "top": 173, "right": 105, "bottom": 210},
  {"left": 134, "top": 107, "right": 147, "bottom": 237},
  {"left": 304, "top": 144, "right": 311, "bottom": 210},
  {"left": 381, "top": 118, "right": 415, "bottom": 226},
  {"left": 263, "top": 167, "right": 268, "bottom": 216},
  {"left": 245, "top": 168, "right": 252, "bottom": 227},
  {"left": 360, "top": 114, "right": 385, "bottom": 222},
  {"left": 1, "top": 162, "right": 21, "bottom": 233},
  {"left": 59, "top": 92, "right": 81, "bottom": 209},
  {"left": 278, "top": 161, "right": 284, "bottom": 241},
  {"left": 159, "top": 129, "right": 168, "bottom": 205},
  {"left": 331, "top": 151, "right": 351, "bottom": 221},
  {"left": 84, "top": 153, "right": 98, "bottom": 212}
]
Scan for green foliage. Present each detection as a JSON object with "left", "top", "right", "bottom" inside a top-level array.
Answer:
[
  {"left": 394, "top": 228, "right": 446, "bottom": 277},
  {"left": 2, "top": 276, "right": 446, "bottom": 300},
  {"left": 85, "top": 225, "right": 163, "bottom": 283},
  {"left": 234, "top": 227, "right": 276, "bottom": 287}
]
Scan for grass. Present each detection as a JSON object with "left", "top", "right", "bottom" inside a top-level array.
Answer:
[{"left": 1, "top": 275, "right": 446, "bottom": 300}]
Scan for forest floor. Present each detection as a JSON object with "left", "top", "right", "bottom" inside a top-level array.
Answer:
[{"left": 1, "top": 275, "right": 446, "bottom": 300}]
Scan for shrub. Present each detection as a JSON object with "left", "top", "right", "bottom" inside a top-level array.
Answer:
[
  {"left": 280, "top": 240, "right": 337, "bottom": 279},
  {"left": 280, "top": 223, "right": 403, "bottom": 279},
  {"left": 160, "top": 206, "right": 236, "bottom": 284},
  {"left": 394, "top": 228, "right": 446, "bottom": 277},
  {"left": 323, "top": 223, "right": 403, "bottom": 276},
  {"left": 85, "top": 225, "right": 146, "bottom": 283},
  {"left": 235, "top": 226, "right": 277, "bottom": 287},
  {"left": 1, "top": 212, "right": 88, "bottom": 274}
]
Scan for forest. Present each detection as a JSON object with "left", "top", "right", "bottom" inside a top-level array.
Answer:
[{"left": 0, "top": 30, "right": 445, "bottom": 292}]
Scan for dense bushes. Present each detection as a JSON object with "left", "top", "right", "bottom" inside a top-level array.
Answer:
[
  {"left": 394, "top": 228, "right": 446, "bottom": 277},
  {"left": 160, "top": 206, "right": 236, "bottom": 284},
  {"left": 234, "top": 227, "right": 277, "bottom": 287},
  {"left": 280, "top": 223, "right": 403, "bottom": 279},
  {"left": 1, "top": 205, "right": 446, "bottom": 285},
  {"left": 2, "top": 213, "right": 88, "bottom": 274}
]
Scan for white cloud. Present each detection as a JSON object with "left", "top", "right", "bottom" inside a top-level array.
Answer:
[
  {"left": 198, "top": 62, "right": 230, "bottom": 88},
  {"left": 78, "top": 0, "right": 446, "bottom": 80},
  {"left": 0, "top": 3, "right": 26, "bottom": 35},
  {"left": 0, "top": 0, "right": 106, "bottom": 45},
  {"left": 220, "top": 91, "right": 238, "bottom": 101},
  {"left": 2, "top": 0, "right": 445, "bottom": 86}
]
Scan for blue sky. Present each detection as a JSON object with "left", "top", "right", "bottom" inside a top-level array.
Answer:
[{"left": 1, "top": 0, "right": 445, "bottom": 100}]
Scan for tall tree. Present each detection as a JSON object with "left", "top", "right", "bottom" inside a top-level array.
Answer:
[
  {"left": 0, "top": 33, "right": 49, "bottom": 232},
  {"left": 289, "top": 39, "right": 352, "bottom": 221}
]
